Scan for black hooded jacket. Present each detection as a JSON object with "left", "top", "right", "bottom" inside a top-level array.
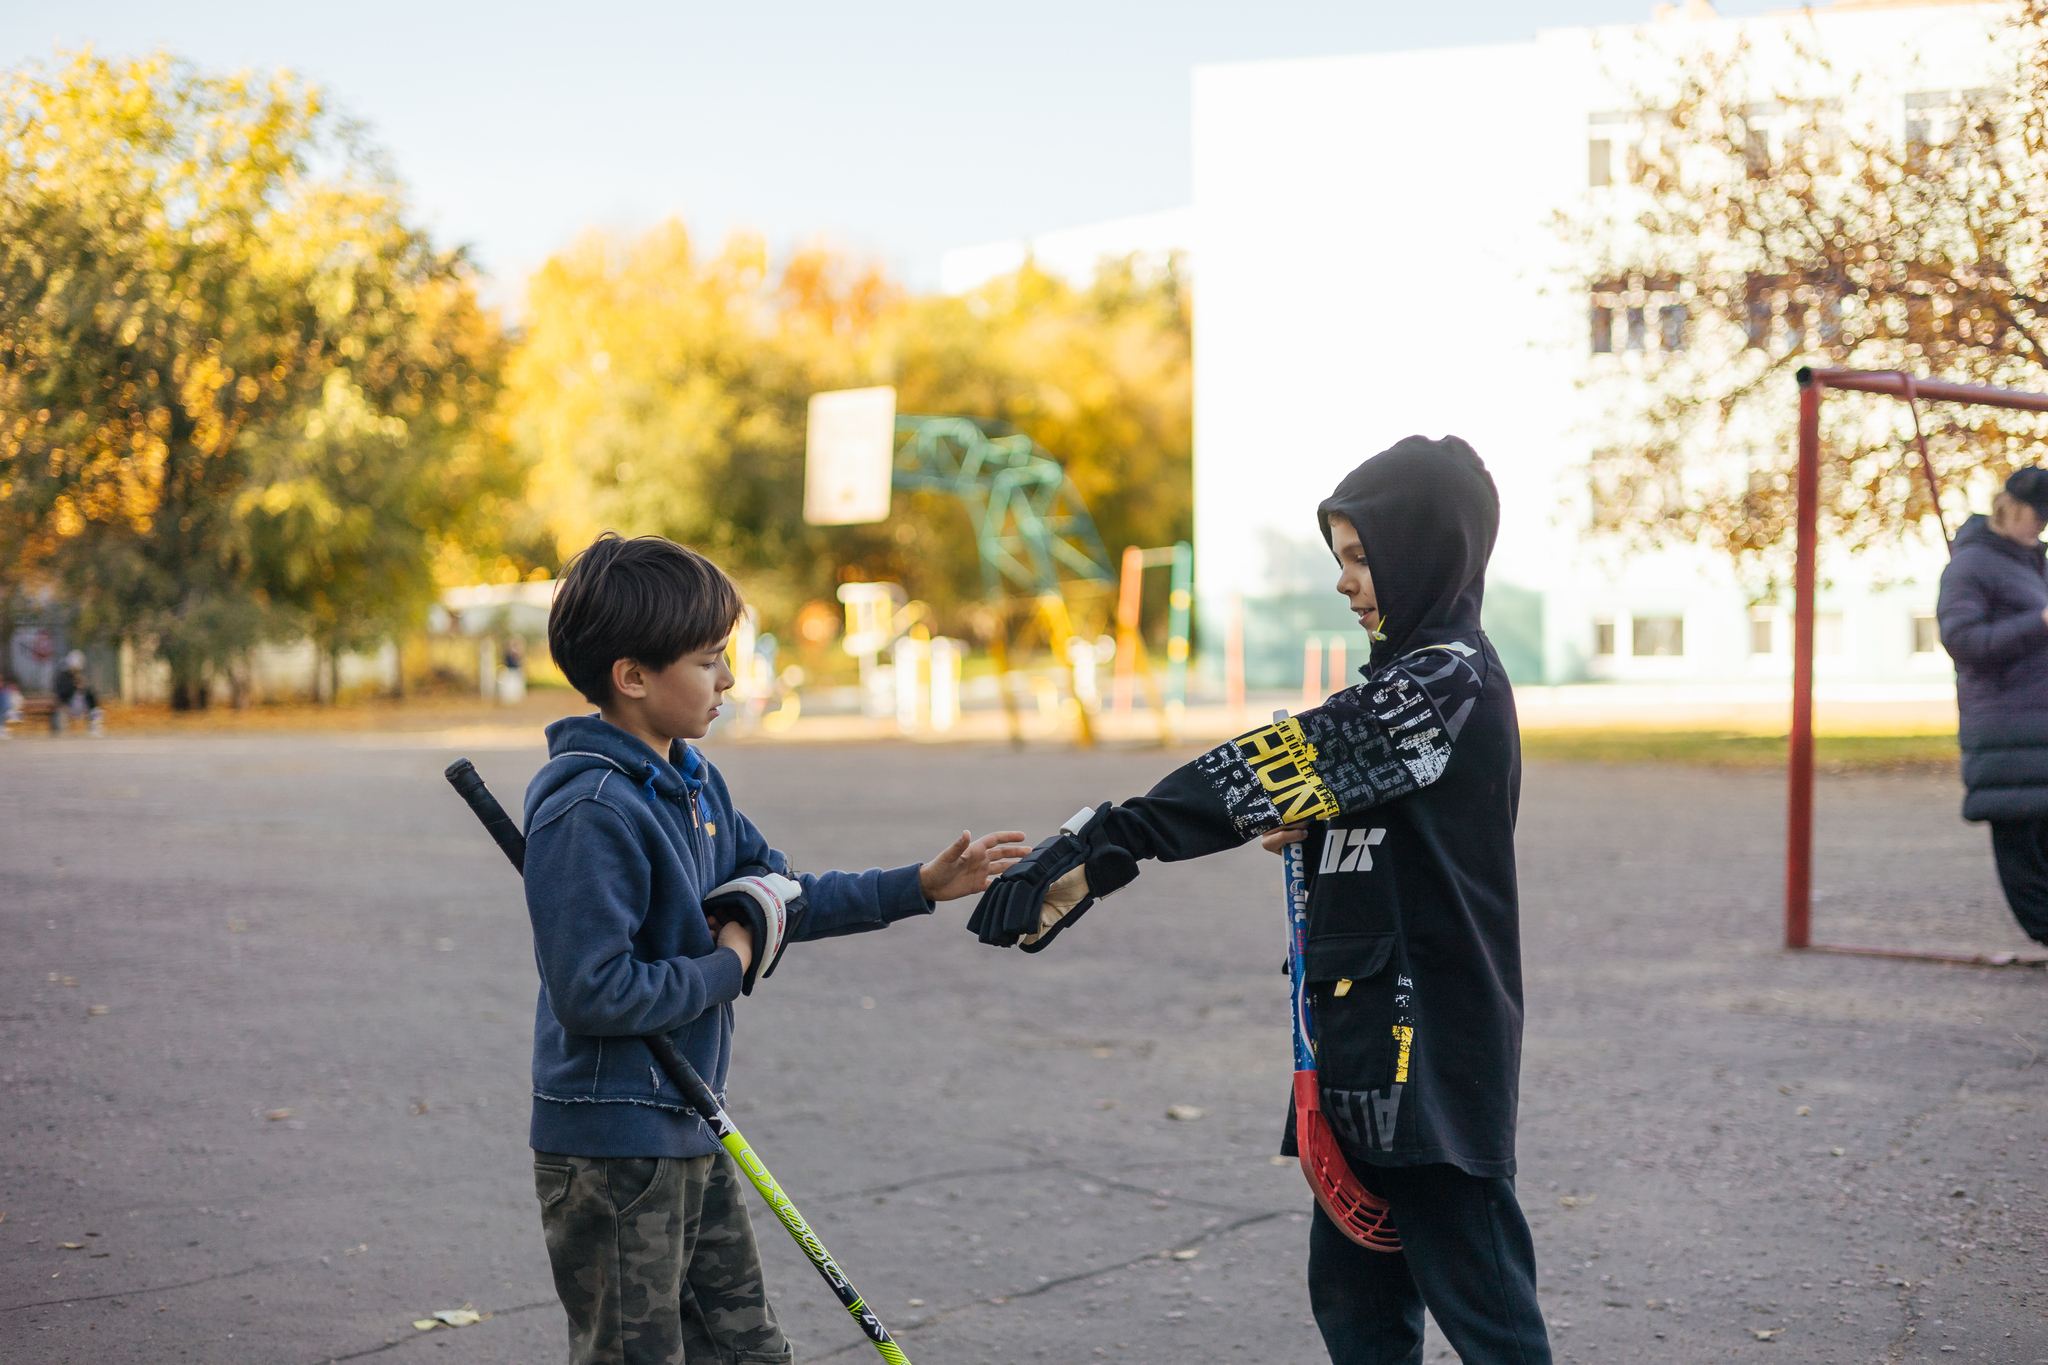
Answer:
[{"left": 1091, "top": 435, "right": 1524, "bottom": 1176}]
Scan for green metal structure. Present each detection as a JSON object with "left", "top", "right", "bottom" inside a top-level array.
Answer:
[{"left": 890, "top": 416, "right": 1114, "bottom": 600}]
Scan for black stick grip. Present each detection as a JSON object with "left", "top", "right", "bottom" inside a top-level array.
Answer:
[
  {"left": 643, "top": 1031, "right": 726, "bottom": 1128},
  {"left": 442, "top": 760, "right": 716, "bottom": 1115},
  {"left": 444, "top": 758, "right": 526, "bottom": 873}
]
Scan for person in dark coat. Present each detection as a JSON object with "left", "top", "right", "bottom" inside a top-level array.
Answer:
[
  {"left": 970, "top": 436, "right": 1549, "bottom": 1365},
  {"left": 1938, "top": 466, "right": 2048, "bottom": 947}
]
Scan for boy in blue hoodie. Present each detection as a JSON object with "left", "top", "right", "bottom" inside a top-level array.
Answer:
[{"left": 524, "top": 532, "right": 1027, "bottom": 1365}]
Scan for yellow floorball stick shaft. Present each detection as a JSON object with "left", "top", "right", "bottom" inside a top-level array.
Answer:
[{"left": 710, "top": 1123, "right": 912, "bottom": 1364}]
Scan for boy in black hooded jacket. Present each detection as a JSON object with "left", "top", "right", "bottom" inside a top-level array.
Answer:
[{"left": 971, "top": 436, "right": 1550, "bottom": 1365}]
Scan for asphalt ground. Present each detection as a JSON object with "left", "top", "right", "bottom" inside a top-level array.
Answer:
[{"left": 2, "top": 730, "right": 2045, "bottom": 1365}]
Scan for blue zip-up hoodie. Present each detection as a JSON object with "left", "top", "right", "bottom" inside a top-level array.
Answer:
[{"left": 522, "top": 714, "right": 932, "bottom": 1157}]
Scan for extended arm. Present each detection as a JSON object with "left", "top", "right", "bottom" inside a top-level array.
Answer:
[
  {"left": 970, "top": 642, "right": 1487, "bottom": 950},
  {"left": 724, "top": 805, "right": 932, "bottom": 942}
]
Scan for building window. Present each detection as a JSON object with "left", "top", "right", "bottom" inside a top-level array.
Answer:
[
  {"left": 1745, "top": 281, "right": 1775, "bottom": 350},
  {"left": 1632, "top": 616, "right": 1683, "bottom": 657},
  {"left": 1590, "top": 277, "right": 1686, "bottom": 358},
  {"left": 1906, "top": 89, "right": 1999, "bottom": 166},
  {"left": 1658, "top": 304, "right": 1689, "bottom": 352},
  {"left": 1911, "top": 614, "right": 1938, "bottom": 654},
  {"left": 1750, "top": 608, "right": 1774, "bottom": 655},
  {"left": 1589, "top": 108, "right": 1670, "bottom": 188},
  {"left": 1816, "top": 612, "right": 1846, "bottom": 657},
  {"left": 1744, "top": 127, "right": 1771, "bottom": 178},
  {"left": 1594, "top": 619, "right": 1616, "bottom": 656},
  {"left": 1590, "top": 306, "right": 1614, "bottom": 353}
]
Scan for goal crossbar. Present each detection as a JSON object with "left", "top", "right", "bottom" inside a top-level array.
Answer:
[{"left": 1788, "top": 366, "right": 2048, "bottom": 967}]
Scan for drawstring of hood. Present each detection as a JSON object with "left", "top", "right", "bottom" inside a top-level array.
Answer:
[
  {"left": 674, "top": 742, "right": 704, "bottom": 793},
  {"left": 644, "top": 745, "right": 706, "bottom": 803}
]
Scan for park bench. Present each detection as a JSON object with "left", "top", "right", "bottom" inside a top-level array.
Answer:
[{"left": 4, "top": 695, "right": 57, "bottom": 735}]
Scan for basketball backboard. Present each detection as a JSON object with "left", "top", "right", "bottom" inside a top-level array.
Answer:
[{"left": 804, "top": 386, "right": 897, "bottom": 525}]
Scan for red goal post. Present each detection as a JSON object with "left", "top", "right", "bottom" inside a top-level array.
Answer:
[{"left": 1788, "top": 367, "right": 2048, "bottom": 965}]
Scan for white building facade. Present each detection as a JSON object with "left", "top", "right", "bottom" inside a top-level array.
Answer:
[{"left": 1189, "top": 1, "right": 2010, "bottom": 690}]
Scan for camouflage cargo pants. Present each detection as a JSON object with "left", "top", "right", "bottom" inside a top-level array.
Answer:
[{"left": 536, "top": 1149, "right": 793, "bottom": 1365}]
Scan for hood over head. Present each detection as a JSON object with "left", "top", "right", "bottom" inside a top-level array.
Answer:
[{"left": 1316, "top": 434, "right": 1500, "bottom": 671}]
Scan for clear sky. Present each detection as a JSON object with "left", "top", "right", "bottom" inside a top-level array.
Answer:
[{"left": 1, "top": 2, "right": 1789, "bottom": 296}]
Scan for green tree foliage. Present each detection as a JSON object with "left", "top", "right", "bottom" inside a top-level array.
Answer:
[
  {"left": 885, "top": 257, "right": 1193, "bottom": 618},
  {"left": 1567, "top": 4, "right": 2048, "bottom": 579},
  {"left": 508, "top": 223, "right": 1191, "bottom": 634},
  {"left": 0, "top": 51, "right": 522, "bottom": 704}
]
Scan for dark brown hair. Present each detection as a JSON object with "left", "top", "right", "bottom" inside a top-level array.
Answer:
[{"left": 547, "top": 533, "right": 744, "bottom": 705}]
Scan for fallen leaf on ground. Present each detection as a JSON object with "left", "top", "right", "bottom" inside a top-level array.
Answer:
[
  {"left": 61, "top": 1242, "right": 83, "bottom": 1250},
  {"left": 1165, "top": 1104, "right": 1204, "bottom": 1121},
  {"left": 86, "top": 1005, "right": 108, "bottom": 1016},
  {"left": 431, "top": 1309, "right": 483, "bottom": 1327},
  {"left": 265, "top": 1109, "right": 293, "bottom": 1121},
  {"left": 1753, "top": 1328, "right": 1782, "bottom": 1340},
  {"left": 1169, "top": 1249, "right": 1199, "bottom": 1261},
  {"left": 1796, "top": 1106, "right": 1811, "bottom": 1116},
  {"left": 1830, "top": 1147, "right": 1845, "bottom": 1157},
  {"left": 1558, "top": 1195, "right": 1596, "bottom": 1208}
]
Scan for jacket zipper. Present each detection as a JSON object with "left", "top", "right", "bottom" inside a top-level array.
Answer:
[{"left": 685, "top": 787, "right": 706, "bottom": 859}]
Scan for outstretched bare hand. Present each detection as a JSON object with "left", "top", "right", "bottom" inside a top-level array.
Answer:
[{"left": 920, "top": 830, "right": 1031, "bottom": 902}]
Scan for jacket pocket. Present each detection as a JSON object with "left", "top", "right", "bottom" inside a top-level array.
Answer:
[
  {"left": 1303, "top": 933, "right": 1400, "bottom": 1092},
  {"left": 534, "top": 1161, "right": 572, "bottom": 1209},
  {"left": 1303, "top": 933, "right": 1396, "bottom": 985}
]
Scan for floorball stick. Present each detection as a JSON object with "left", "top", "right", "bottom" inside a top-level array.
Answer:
[
  {"left": 443, "top": 758, "right": 913, "bottom": 1364},
  {"left": 1274, "top": 714, "right": 1400, "bottom": 1252}
]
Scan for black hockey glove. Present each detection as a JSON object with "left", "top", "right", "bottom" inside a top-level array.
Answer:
[
  {"left": 966, "top": 803, "right": 1140, "bottom": 951},
  {"left": 704, "top": 873, "right": 803, "bottom": 994}
]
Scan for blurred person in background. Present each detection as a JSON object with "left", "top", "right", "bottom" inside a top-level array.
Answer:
[
  {"left": 1, "top": 673, "right": 21, "bottom": 736},
  {"left": 1939, "top": 466, "right": 2048, "bottom": 948},
  {"left": 52, "top": 649, "right": 103, "bottom": 736},
  {"left": 497, "top": 634, "right": 527, "bottom": 705}
]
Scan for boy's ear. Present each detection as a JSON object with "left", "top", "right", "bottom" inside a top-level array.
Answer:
[{"left": 611, "top": 657, "right": 648, "bottom": 700}]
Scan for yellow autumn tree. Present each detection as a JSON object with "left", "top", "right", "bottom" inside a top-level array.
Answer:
[{"left": 507, "top": 223, "right": 1190, "bottom": 635}]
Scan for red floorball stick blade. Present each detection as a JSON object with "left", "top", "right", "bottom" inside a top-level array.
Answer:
[{"left": 1294, "top": 1071, "right": 1400, "bottom": 1252}]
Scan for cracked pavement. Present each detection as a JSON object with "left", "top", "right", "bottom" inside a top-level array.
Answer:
[{"left": 1, "top": 732, "right": 2045, "bottom": 1363}]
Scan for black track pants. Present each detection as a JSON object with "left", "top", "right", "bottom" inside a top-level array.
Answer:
[
  {"left": 1988, "top": 819, "right": 2048, "bottom": 945},
  {"left": 1307, "top": 1162, "right": 1551, "bottom": 1365}
]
